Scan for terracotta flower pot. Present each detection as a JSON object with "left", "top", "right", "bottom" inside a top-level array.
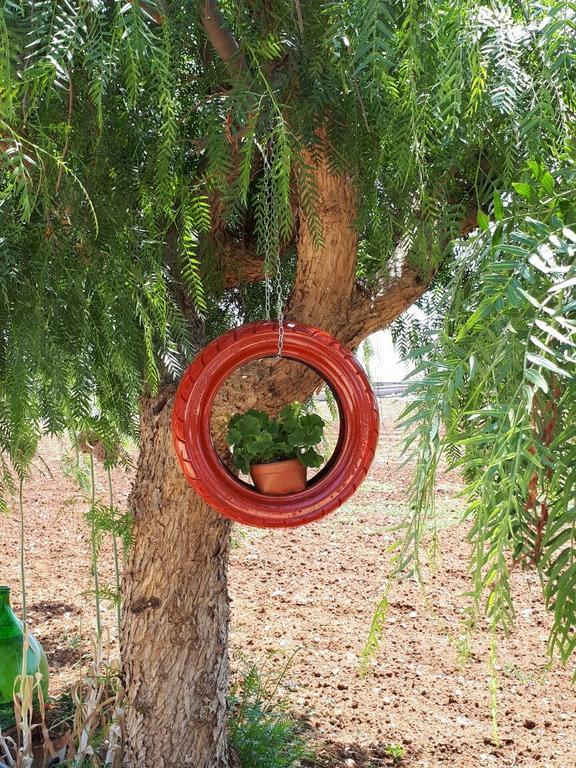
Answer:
[{"left": 250, "top": 458, "right": 307, "bottom": 495}]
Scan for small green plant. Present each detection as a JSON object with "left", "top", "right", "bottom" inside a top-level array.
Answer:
[
  {"left": 385, "top": 744, "right": 405, "bottom": 765},
  {"left": 229, "top": 664, "right": 311, "bottom": 768},
  {"left": 227, "top": 403, "right": 325, "bottom": 474},
  {"left": 0, "top": 700, "right": 14, "bottom": 732}
]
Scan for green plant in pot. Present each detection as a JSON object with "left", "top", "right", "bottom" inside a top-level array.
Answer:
[{"left": 227, "top": 403, "right": 326, "bottom": 495}]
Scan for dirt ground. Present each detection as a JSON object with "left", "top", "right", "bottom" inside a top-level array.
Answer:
[{"left": 0, "top": 399, "right": 574, "bottom": 767}]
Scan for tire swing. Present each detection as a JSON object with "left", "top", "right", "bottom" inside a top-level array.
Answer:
[{"left": 172, "top": 320, "right": 380, "bottom": 528}]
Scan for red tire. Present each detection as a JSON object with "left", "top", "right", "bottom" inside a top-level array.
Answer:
[{"left": 172, "top": 321, "right": 379, "bottom": 528}]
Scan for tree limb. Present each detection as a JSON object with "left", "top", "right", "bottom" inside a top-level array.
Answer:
[
  {"left": 200, "top": 0, "right": 246, "bottom": 73},
  {"left": 345, "top": 266, "right": 429, "bottom": 347},
  {"left": 206, "top": 149, "right": 434, "bottom": 434},
  {"left": 218, "top": 242, "right": 266, "bottom": 288}
]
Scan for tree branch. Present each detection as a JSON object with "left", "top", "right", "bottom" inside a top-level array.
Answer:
[
  {"left": 285, "top": 144, "right": 433, "bottom": 346},
  {"left": 218, "top": 242, "right": 265, "bottom": 288},
  {"left": 200, "top": 0, "right": 246, "bottom": 73},
  {"left": 345, "top": 266, "right": 429, "bottom": 347}
]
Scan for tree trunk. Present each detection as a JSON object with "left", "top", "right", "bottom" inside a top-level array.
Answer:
[
  {"left": 122, "top": 150, "right": 432, "bottom": 768},
  {"left": 122, "top": 392, "right": 233, "bottom": 768}
]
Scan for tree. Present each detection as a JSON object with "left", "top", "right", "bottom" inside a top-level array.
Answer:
[
  {"left": 396, "top": 160, "right": 576, "bottom": 671},
  {"left": 0, "top": 1, "right": 574, "bottom": 766}
]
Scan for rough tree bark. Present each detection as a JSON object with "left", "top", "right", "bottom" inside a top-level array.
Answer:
[
  {"left": 122, "top": 393, "right": 233, "bottom": 768},
  {"left": 122, "top": 151, "right": 430, "bottom": 768}
]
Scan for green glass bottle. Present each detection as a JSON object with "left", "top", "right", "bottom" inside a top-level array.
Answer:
[{"left": 0, "top": 586, "right": 49, "bottom": 705}]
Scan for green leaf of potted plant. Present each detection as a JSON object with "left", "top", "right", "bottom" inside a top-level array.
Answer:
[{"left": 226, "top": 403, "right": 326, "bottom": 495}]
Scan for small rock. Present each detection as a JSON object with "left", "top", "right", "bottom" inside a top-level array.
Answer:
[
  {"left": 293, "top": 594, "right": 310, "bottom": 605},
  {"left": 456, "top": 715, "right": 471, "bottom": 726},
  {"left": 524, "top": 719, "right": 537, "bottom": 730}
]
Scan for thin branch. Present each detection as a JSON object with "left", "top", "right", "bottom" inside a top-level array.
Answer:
[
  {"left": 154, "top": 0, "right": 168, "bottom": 17},
  {"left": 55, "top": 69, "right": 73, "bottom": 194},
  {"left": 294, "top": 0, "right": 304, "bottom": 38},
  {"left": 136, "top": 0, "right": 165, "bottom": 25},
  {"left": 200, "top": 0, "right": 246, "bottom": 73}
]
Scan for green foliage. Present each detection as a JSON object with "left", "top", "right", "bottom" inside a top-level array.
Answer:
[
  {"left": 61, "top": 447, "right": 133, "bottom": 635},
  {"left": 385, "top": 744, "right": 406, "bottom": 765},
  {"left": 229, "top": 664, "right": 311, "bottom": 768},
  {"left": 398, "top": 158, "right": 576, "bottom": 666},
  {"left": 0, "top": 0, "right": 572, "bottom": 483},
  {"left": 0, "top": 0, "right": 575, "bottom": 665},
  {"left": 180, "top": 195, "right": 211, "bottom": 317},
  {"left": 227, "top": 404, "right": 325, "bottom": 475},
  {"left": 361, "top": 593, "right": 389, "bottom": 674},
  {"left": 84, "top": 500, "right": 134, "bottom": 556},
  {"left": 0, "top": 0, "right": 198, "bottom": 488},
  {"left": 0, "top": 699, "right": 14, "bottom": 731}
]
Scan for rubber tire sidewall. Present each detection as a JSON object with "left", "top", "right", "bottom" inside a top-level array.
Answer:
[{"left": 172, "top": 321, "right": 379, "bottom": 528}]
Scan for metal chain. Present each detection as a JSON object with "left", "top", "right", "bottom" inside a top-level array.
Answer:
[
  {"left": 261, "top": 135, "right": 284, "bottom": 357},
  {"left": 273, "top": 225, "right": 284, "bottom": 358},
  {"left": 262, "top": 151, "right": 272, "bottom": 322}
]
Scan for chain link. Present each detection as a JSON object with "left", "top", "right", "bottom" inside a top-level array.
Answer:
[
  {"left": 261, "top": 135, "right": 284, "bottom": 357},
  {"left": 262, "top": 146, "right": 273, "bottom": 322}
]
